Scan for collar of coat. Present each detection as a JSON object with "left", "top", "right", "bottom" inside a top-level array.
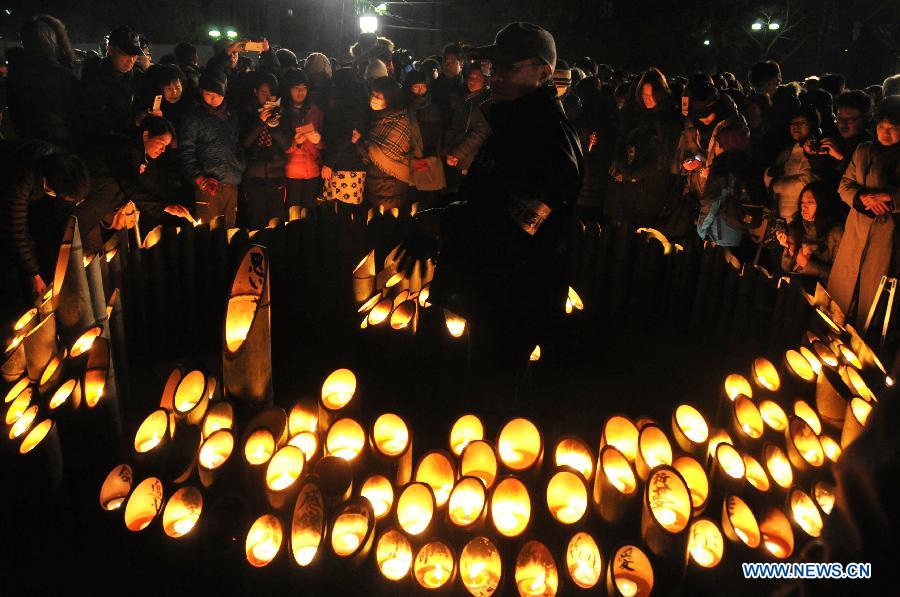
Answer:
[{"left": 481, "top": 83, "right": 563, "bottom": 129}]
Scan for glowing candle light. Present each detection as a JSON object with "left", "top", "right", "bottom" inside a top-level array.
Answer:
[
  {"left": 444, "top": 309, "right": 467, "bottom": 337},
  {"left": 321, "top": 368, "right": 357, "bottom": 410},
  {"left": 687, "top": 519, "right": 723, "bottom": 568},
  {"left": 377, "top": 530, "right": 413, "bottom": 581},
  {"left": 361, "top": 475, "right": 394, "bottom": 519},
  {"left": 515, "top": 541, "right": 558, "bottom": 596},
  {"left": 397, "top": 483, "right": 434, "bottom": 536},
  {"left": 414, "top": 541, "right": 455, "bottom": 589},
  {"left": 610, "top": 545, "right": 653, "bottom": 597},
  {"left": 134, "top": 409, "right": 169, "bottom": 454},
  {"left": 490, "top": 477, "right": 531, "bottom": 537},
  {"left": 246, "top": 515, "right": 282, "bottom": 566},
  {"left": 199, "top": 430, "right": 234, "bottom": 469},
  {"left": 450, "top": 414, "right": 483, "bottom": 456},
  {"left": 546, "top": 470, "right": 587, "bottom": 524},
  {"left": 554, "top": 438, "right": 594, "bottom": 480},
  {"left": 497, "top": 418, "right": 541, "bottom": 470},
  {"left": 449, "top": 477, "right": 486, "bottom": 527},
  {"left": 765, "top": 445, "right": 793, "bottom": 489},
  {"left": 265, "top": 446, "right": 304, "bottom": 491},
  {"left": 372, "top": 413, "right": 410, "bottom": 456},
  {"left": 460, "top": 536, "right": 502, "bottom": 595}
]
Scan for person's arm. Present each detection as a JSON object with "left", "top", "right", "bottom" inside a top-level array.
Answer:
[
  {"left": 178, "top": 115, "right": 205, "bottom": 183},
  {"left": 838, "top": 145, "right": 869, "bottom": 212},
  {"left": 0, "top": 177, "right": 41, "bottom": 277},
  {"left": 696, "top": 176, "right": 720, "bottom": 240},
  {"left": 451, "top": 106, "right": 491, "bottom": 170},
  {"left": 773, "top": 150, "right": 816, "bottom": 194}
]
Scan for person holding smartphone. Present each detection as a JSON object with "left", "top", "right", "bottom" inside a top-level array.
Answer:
[{"left": 283, "top": 69, "right": 325, "bottom": 210}]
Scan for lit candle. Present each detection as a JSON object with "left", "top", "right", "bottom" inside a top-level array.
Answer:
[
  {"left": 106, "top": 497, "right": 125, "bottom": 510},
  {"left": 734, "top": 527, "right": 750, "bottom": 544},
  {"left": 692, "top": 545, "right": 716, "bottom": 567},
  {"left": 251, "top": 539, "right": 278, "bottom": 562},
  {"left": 421, "top": 563, "right": 448, "bottom": 588},
  {"left": 172, "top": 514, "right": 198, "bottom": 536},
  {"left": 518, "top": 565, "right": 547, "bottom": 596},
  {"left": 762, "top": 534, "right": 788, "bottom": 558},
  {"left": 138, "top": 432, "right": 161, "bottom": 453},
  {"left": 655, "top": 507, "right": 677, "bottom": 527},
  {"left": 382, "top": 554, "right": 410, "bottom": 579},
  {"left": 617, "top": 578, "right": 638, "bottom": 597}
]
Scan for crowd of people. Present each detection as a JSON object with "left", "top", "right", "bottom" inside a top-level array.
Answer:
[{"left": 1, "top": 14, "right": 899, "bottom": 338}]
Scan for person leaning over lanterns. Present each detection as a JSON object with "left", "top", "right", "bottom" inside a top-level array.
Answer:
[
  {"left": 827, "top": 96, "right": 900, "bottom": 329},
  {"left": 0, "top": 139, "right": 89, "bottom": 319},
  {"left": 178, "top": 69, "right": 244, "bottom": 227},
  {"left": 397, "top": 22, "right": 583, "bottom": 412}
]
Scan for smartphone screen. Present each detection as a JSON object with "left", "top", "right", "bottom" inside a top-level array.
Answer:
[
  {"left": 152, "top": 95, "right": 162, "bottom": 112},
  {"left": 681, "top": 96, "right": 690, "bottom": 116}
]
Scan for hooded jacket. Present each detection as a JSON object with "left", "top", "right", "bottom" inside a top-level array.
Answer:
[{"left": 179, "top": 102, "right": 245, "bottom": 185}]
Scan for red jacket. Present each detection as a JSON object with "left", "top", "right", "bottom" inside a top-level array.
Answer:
[{"left": 284, "top": 103, "right": 325, "bottom": 180}]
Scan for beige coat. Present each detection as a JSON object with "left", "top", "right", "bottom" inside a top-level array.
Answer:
[
  {"left": 827, "top": 142, "right": 900, "bottom": 326},
  {"left": 764, "top": 143, "right": 817, "bottom": 218}
]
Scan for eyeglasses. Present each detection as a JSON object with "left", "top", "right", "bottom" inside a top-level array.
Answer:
[{"left": 836, "top": 116, "right": 861, "bottom": 125}]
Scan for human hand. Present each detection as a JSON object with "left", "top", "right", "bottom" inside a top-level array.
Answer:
[
  {"left": 261, "top": 38, "right": 270, "bottom": 53},
  {"left": 31, "top": 274, "right": 47, "bottom": 297},
  {"left": 446, "top": 155, "right": 459, "bottom": 167},
  {"left": 321, "top": 166, "right": 333, "bottom": 180},
  {"left": 795, "top": 247, "right": 810, "bottom": 268},
  {"left": 307, "top": 131, "right": 321, "bottom": 145},
  {"left": 819, "top": 138, "right": 843, "bottom": 161},
  {"left": 195, "top": 176, "right": 219, "bottom": 196},
  {"left": 164, "top": 204, "right": 193, "bottom": 220},
  {"left": 682, "top": 157, "right": 703, "bottom": 172},
  {"left": 351, "top": 129, "right": 361, "bottom": 144},
  {"left": 775, "top": 230, "right": 788, "bottom": 247},
  {"left": 413, "top": 159, "right": 429, "bottom": 172},
  {"left": 111, "top": 201, "right": 139, "bottom": 230}
]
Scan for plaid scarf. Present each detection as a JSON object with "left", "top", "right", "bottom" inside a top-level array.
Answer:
[{"left": 369, "top": 110, "right": 411, "bottom": 164}]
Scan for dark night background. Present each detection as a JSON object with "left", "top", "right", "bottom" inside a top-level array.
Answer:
[{"left": 1, "top": 0, "right": 898, "bottom": 86}]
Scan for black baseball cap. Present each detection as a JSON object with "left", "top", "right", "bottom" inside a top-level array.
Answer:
[
  {"left": 108, "top": 26, "right": 145, "bottom": 56},
  {"left": 470, "top": 22, "right": 556, "bottom": 69}
]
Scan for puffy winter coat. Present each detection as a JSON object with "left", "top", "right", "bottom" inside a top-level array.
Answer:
[{"left": 179, "top": 102, "right": 244, "bottom": 185}]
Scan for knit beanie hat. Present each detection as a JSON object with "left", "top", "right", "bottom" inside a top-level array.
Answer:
[
  {"left": 305, "top": 52, "right": 332, "bottom": 79},
  {"left": 199, "top": 69, "right": 228, "bottom": 96},
  {"left": 364, "top": 59, "right": 388, "bottom": 81}
]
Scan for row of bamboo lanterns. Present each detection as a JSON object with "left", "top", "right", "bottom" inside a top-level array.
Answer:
[{"left": 90, "top": 314, "right": 882, "bottom": 596}]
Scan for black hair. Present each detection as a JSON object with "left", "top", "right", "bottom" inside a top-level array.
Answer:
[
  {"left": 442, "top": 43, "right": 462, "bottom": 59},
  {"left": 800, "top": 88, "right": 833, "bottom": 121},
  {"left": 20, "top": 14, "right": 76, "bottom": 70},
  {"left": 370, "top": 76, "right": 407, "bottom": 110},
  {"left": 147, "top": 63, "right": 185, "bottom": 90},
  {"left": 794, "top": 180, "right": 838, "bottom": 238},
  {"left": 876, "top": 95, "right": 900, "bottom": 126},
  {"left": 139, "top": 115, "right": 176, "bottom": 140},
  {"left": 253, "top": 72, "right": 280, "bottom": 94},
  {"left": 39, "top": 152, "right": 90, "bottom": 200},
  {"left": 819, "top": 73, "right": 845, "bottom": 97},
  {"left": 749, "top": 61, "right": 781, "bottom": 89},
  {"left": 789, "top": 103, "right": 822, "bottom": 131},
  {"left": 835, "top": 90, "right": 873, "bottom": 119},
  {"left": 173, "top": 41, "right": 197, "bottom": 65}
]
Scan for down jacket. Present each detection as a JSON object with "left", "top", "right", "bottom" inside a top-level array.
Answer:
[{"left": 179, "top": 103, "right": 244, "bottom": 185}]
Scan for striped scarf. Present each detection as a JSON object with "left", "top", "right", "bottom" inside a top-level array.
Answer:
[{"left": 368, "top": 110, "right": 412, "bottom": 182}]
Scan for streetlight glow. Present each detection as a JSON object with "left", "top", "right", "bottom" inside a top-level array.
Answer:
[
  {"left": 703, "top": 39, "right": 711, "bottom": 46},
  {"left": 208, "top": 29, "right": 221, "bottom": 38},
  {"left": 359, "top": 15, "right": 379, "bottom": 34},
  {"left": 768, "top": 22, "right": 780, "bottom": 30},
  {"left": 226, "top": 29, "right": 238, "bottom": 38},
  {"left": 752, "top": 22, "right": 763, "bottom": 31}
]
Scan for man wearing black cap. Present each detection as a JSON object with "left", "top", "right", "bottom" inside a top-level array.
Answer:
[
  {"left": 400, "top": 23, "right": 583, "bottom": 415},
  {"left": 78, "top": 26, "right": 144, "bottom": 142}
]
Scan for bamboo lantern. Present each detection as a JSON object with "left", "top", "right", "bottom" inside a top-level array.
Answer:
[
  {"left": 37, "top": 287, "right": 53, "bottom": 317},
  {"left": 811, "top": 340, "right": 839, "bottom": 369},
  {"left": 592, "top": 445, "right": 638, "bottom": 524},
  {"left": 686, "top": 518, "right": 724, "bottom": 568},
  {"left": 82, "top": 336, "right": 117, "bottom": 409},
  {"left": 265, "top": 445, "right": 305, "bottom": 509},
  {"left": 223, "top": 245, "right": 272, "bottom": 407},
  {"left": 201, "top": 401, "right": 234, "bottom": 440},
  {"left": 37, "top": 350, "right": 65, "bottom": 396},
  {"left": 729, "top": 395, "right": 764, "bottom": 447},
  {"left": 450, "top": 414, "right": 484, "bottom": 457},
  {"left": 799, "top": 346, "right": 823, "bottom": 375},
  {"left": 2, "top": 335, "right": 26, "bottom": 383},
  {"left": 23, "top": 311, "right": 58, "bottom": 383},
  {"left": 288, "top": 432, "right": 319, "bottom": 464},
  {"left": 841, "top": 365, "right": 877, "bottom": 403},
  {"left": 84, "top": 251, "right": 108, "bottom": 324},
  {"left": 710, "top": 443, "right": 746, "bottom": 496},
  {"left": 291, "top": 476, "right": 326, "bottom": 567},
  {"left": 497, "top": 418, "right": 543, "bottom": 473},
  {"left": 448, "top": 476, "right": 487, "bottom": 529},
  {"left": 162, "top": 486, "right": 203, "bottom": 538},
  {"left": 721, "top": 495, "right": 760, "bottom": 549},
  {"left": 813, "top": 481, "right": 835, "bottom": 515},
  {"left": 546, "top": 469, "right": 589, "bottom": 525},
  {"left": 782, "top": 349, "right": 817, "bottom": 396},
  {"left": 634, "top": 424, "right": 672, "bottom": 481},
  {"left": 4, "top": 376, "right": 29, "bottom": 405},
  {"left": 414, "top": 450, "right": 456, "bottom": 508},
  {"left": 723, "top": 374, "right": 752, "bottom": 401},
  {"left": 5, "top": 386, "right": 32, "bottom": 430},
  {"left": 158, "top": 367, "right": 183, "bottom": 411},
  {"left": 566, "top": 286, "right": 584, "bottom": 314},
  {"left": 788, "top": 488, "right": 824, "bottom": 538},
  {"left": 784, "top": 417, "right": 825, "bottom": 474},
  {"left": 751, "top": 358, "right": 781, "bottom": 393},
  {"left": 198, "top": 429, "right": 235, "bottom": 488},
  {"left": 376, "top": 529, "right": 414, "bottom": 582},
  {"left": 599, "top": 415, "right": 639, "bottom": 463},
  {"left": 390, "top": 299, "right": 417, "bottom": 331},
  {"left": 133, "top": 408, "right": 172, "bottom": 458},
  {"left": 461, "top": 440, "right": 498, "bottom": 490},
  {"left": 320, "top": 368, "right": 357, "bottom": 432},
  {"left": 443, "top": 308, "right": 467, "bottom": 338},
  {"left": 489, "top": 476, "right": 531, "bottom": 538},
  {"left": 672, "top": 404, "right": 709, "bottom": 457},
  {"left": 371, "top": 412, "right": 411, "bottom": 460},
  {"left": 793, "top": 400, "right": 823, "bottom": 435},
  {"left": 742, "top": 454, "right": 771, "bottom": 494},
  {"left": 553, "top": 438, "right": 594, "bottom": 482},
  {"left": 49, "top": 378, "right": 81, "bottom": 415},
  {"left": 606, "top": 544, "right": 653, "bottom": 597},
  {"left": 758, "top": 400, "right": 788, "bottom": 435},
  {"left": 641, "top": 465, "right": 692, "bottom": 557},
  {"left": 17, "top": 418, "right": 62, "bottom": 490},
  {"left": 564, "top": 531, "right": 603, "bottom": 590},
  {"left": 764, "top": 444, "right": 794, "bottom": 491},
  {"left": 672, "top": 455, "right": 709, "bottom": 516},
  {"left": 9, "top": 404, "right": 38, "bottom": 440},
  {"left": 288, "top": 397, "right": 318, "bottom": 436},
  {"left": 99, "top": 464, "right": 133, "bottom": 511},
  {"left": 361, "top": 474, "right": 394, "bottom": 520},
  {"left": 840, "top": 398, "right": 873, "bottom": 449},
  {"left": 367, "top": 298, "right": 393, "bottom": 327},
  {"left": 244, "top": 428, "right": 277, "bottom": 467},
  {"left": 330, "top": 498, "right": 375, "bottom": 564},
  {"left": 173, "top": 370, "right": 211, "bottom": 425},
  {"left": 758, "top": 507, "right": 794, "bottom": 559},
  {"left": 396, "top": 482, "right": 436, "bottom": 536},
  {"left": 52, "top": 216, "right": 95, "bottom": 339},
  {"left": 819, "top": 434, "right": 842, "bottom": 463},
  {"left": 326, "top": 418, "right": 366, "bottom": 462},
  {"left": 123, "top": 477, "right": 164, "bottom": 531},
  {"left": 413, "top": 540, "right": 457, "bottom": 590},
  {"left": 312, "top": 456, "right": 354, "bottom": 506},
  {"left": 353, "top": 251, "right": 376, "bottom": 303},
  {"left": 459, "top": 536, "right": 503, "bottom": 596},
  {"left": 815, "top": 366, "right": 852, "bottom": 428},
  {"left": 515, "top": 540, "right": 559, "bottom": 596},
  {"left": 246, "top": 514, "right": 283, "bottom": 567},
  {"left": 530, "top": 345, "right": 541, "bottom": 362}
]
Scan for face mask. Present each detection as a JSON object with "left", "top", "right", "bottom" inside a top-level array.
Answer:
[{"left": 370, "top": 97, "right": 387, "bottom": 111}]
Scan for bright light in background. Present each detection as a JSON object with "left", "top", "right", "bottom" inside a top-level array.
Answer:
[
  {"left": 208, "top": 29, "right": 221, "bottom": 38},
  {"left": 703, "top": 39, "right": 710, "bottom": 46},
  {"left": 359, "top": 15, "right": 379, "bottom": 34},
  {"left": 226, "top": 29, "right": 238, "bottom": 39},
  {"left": 752, "top": 22, "right": 763, "bottom": 31},
  {"left": 375, "top": 3, "right": 388, "bottom": 14},
  {"left": 768, "top": 22, "right": 780, "bottom": 30}
]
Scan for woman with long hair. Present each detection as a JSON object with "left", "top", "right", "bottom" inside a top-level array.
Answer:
[{"left": 777, "top": 181, "right": 843, "bottom": 280}]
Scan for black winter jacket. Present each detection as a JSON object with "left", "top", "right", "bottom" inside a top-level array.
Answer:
[
  {"left": 7, "top": 55, "right": 78, "bottom": 146},
  {"left": 77, "top": 58, "right": 137, "bottom": 141}
]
